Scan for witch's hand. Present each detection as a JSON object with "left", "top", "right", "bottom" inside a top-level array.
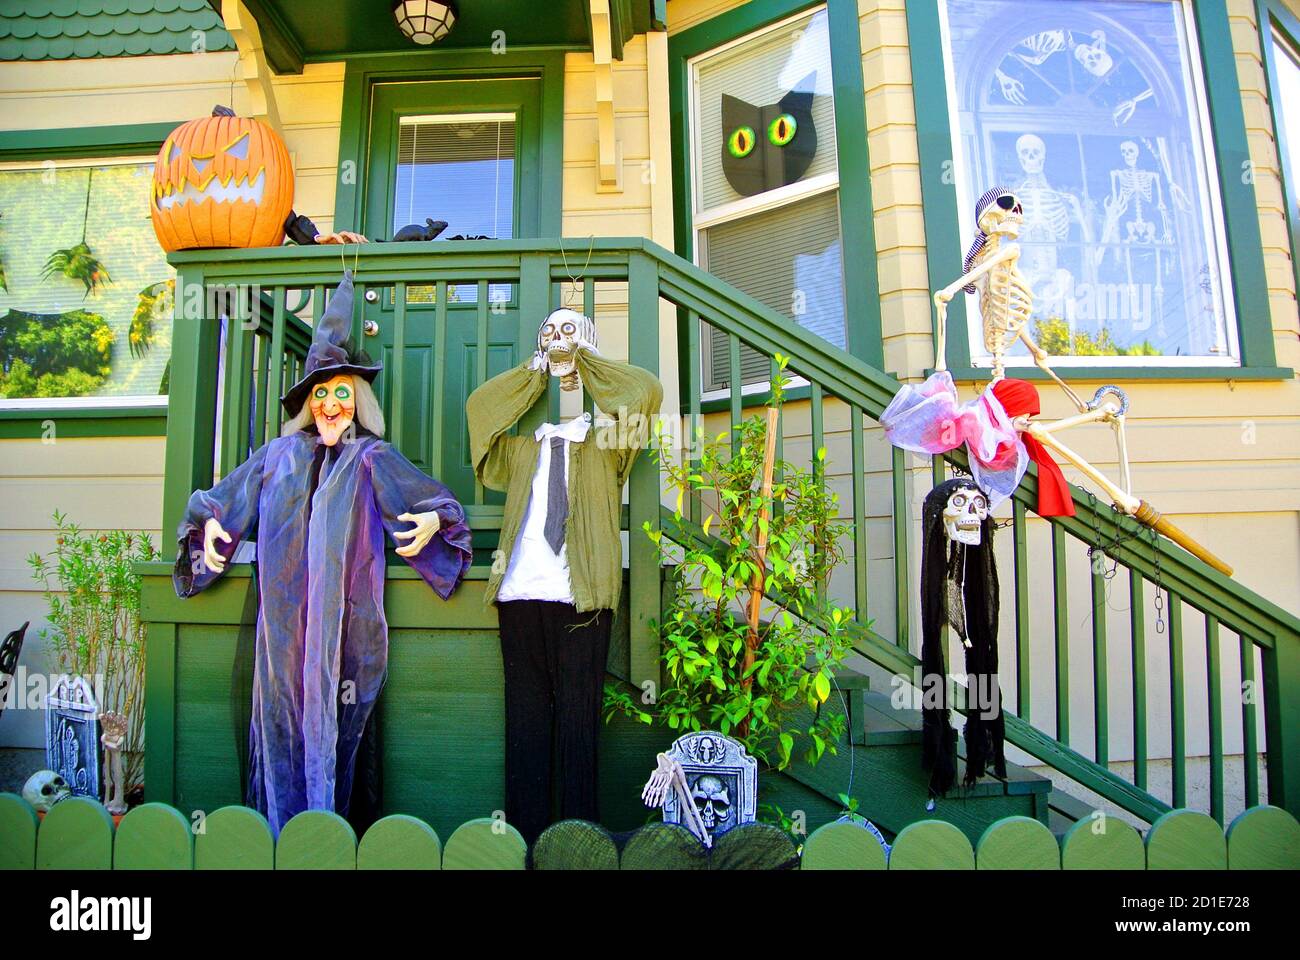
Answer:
[
  {"left": 394, "top": 510, "right": 441, "bottom": 557},
  {"left": 314, "top": 230, "right": 369, "bottom": 244},
  {"left": 202, "top": 517, "right": 232, "bottom": 573}
]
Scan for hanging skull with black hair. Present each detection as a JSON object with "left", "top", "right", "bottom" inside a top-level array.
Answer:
[
  {"left": 943, "top": 485, "right": 988, "bottom": 546},
  {"left": 536, "top": 308, "right": 598, "bottom": 390}
]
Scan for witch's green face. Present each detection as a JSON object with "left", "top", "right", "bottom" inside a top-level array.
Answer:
[{"left": 309, "top": 373, "right": 355, "bottom": 446}]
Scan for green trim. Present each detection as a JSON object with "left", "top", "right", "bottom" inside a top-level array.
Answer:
[
  {"left": 235, "top": 0, "right": 305, "bottom": 74},
  {"left": 0, "top": 122, "right": 177, "bottom": 161},
  {"left": 0, "top": 406, "right": 167, "bottom": 439},
  {"left": 1258, "top": 0, "right": 1300, "bottom": 312},
  {"left": 667, "top": 0, "right": 883, "bottom": 376},
  {"left": 333, "top": 50, "right": 566, "bottom": 239},
  {"left": 907, "top": 0, "right": 1285, "bottom": 379}
]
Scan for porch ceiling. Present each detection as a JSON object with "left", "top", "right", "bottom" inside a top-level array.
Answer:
[{"left": 212, "top": 0, "right": 664, "bottom": 74}]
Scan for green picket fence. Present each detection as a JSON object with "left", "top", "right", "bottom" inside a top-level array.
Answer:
[{"left": 2, "top": 793, "right": 1296, "bottom": 870}]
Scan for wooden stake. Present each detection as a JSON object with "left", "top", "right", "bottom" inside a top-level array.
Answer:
[{"left": 739, "top": 406, "right": 780, "bottom": 737}]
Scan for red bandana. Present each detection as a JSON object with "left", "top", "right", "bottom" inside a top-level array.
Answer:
[{"left": 991, "top": 379, "right": 1075, "bottom": 518}]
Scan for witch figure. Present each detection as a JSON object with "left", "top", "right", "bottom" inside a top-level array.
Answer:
[
  {"left": 173, "top": 270, "right": 472, "bottom": 835},
  {"left": 919, "top": 478, "right": 1006, "bottom": 798}
]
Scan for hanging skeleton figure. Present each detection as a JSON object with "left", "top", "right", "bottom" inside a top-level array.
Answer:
[
  {"left": 928, "top": 186, "right": 1232, "bottom": 576},
  {"left": 920, "top": 479, "right": 1004, "bottom": 798}
]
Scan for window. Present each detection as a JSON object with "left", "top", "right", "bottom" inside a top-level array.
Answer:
[
  {"left": 939, "top": 0, "right": 1238, "bottom": 366},
  {"left": 394, "top": 113, "right": 515, "bottom": 306},
  {"left": 0, "top": 156, "right": 173, "bottom": 404},
  {"left": 1265, "top": 6, "right": 1300, "bottom": 299},
  {"left": 688, "top": 5, "right": 846, "bottom": 392}
]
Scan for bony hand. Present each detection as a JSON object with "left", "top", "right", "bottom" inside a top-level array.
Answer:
[
  {"left": 527, "top": 349, "right": 549, "bottom": 373},
  {"left": 393, "top": 510, "right": 440, "bottom": 557},
  {"left": 314, "top": 230, "right": 369, "bottom": 244},
  {"left": 202, "top": 517, "right": 232, "bottom": 574}
]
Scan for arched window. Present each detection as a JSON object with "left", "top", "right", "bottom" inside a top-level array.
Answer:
[{"left": 940, "top": 0, "right": 1237, "bottom": 365}]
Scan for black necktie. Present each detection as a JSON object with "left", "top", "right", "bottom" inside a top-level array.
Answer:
[{"left": 543, "top": 435, "right": 568, "bottom": 555}]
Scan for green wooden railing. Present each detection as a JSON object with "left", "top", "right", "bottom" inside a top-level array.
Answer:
[
  {"left": 164, "top": 238, "right": 1300, "bottom": 825},
  {"left": 5, "top": 794, "right": 1297, "bottom": 870}
]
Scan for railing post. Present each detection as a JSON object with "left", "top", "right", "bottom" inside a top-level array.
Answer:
[
  {"left": 627, "top": 251, "right": 661, "bottom": 690},
  {"left": 1262, "top": 634, "right": 1300, "bottom": 819},
  {"left": 162, "top": 264, "right": 221, "bottom": 540}
]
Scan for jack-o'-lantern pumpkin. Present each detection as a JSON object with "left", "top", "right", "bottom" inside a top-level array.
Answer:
[{"left": 150, "top": 105, "right": 294, "bottom": 251}]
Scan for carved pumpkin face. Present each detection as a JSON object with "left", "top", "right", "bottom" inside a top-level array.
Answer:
[{"left": 150, "top": 106, "right": 294, "bottom": 251}]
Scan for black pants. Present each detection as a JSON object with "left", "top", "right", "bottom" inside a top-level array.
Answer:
[{"left": 497, "top": 599, "right": 611, "bottom": 844}]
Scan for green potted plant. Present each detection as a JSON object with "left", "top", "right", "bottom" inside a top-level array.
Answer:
[
  {"left": 605, "top": 355, "right": 859, "bottom": 771},
  {"left": 27, "top": 512, "right": 157, "bottom": 800}
]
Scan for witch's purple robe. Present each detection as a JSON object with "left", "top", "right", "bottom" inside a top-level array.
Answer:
[{"left": 172, "top": 428, "right": 472, "bottom": 835}]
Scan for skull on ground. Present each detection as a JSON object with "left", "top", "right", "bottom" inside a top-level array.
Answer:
[{"left": 23, "top": 769, "right": 71, "bottom": 813}]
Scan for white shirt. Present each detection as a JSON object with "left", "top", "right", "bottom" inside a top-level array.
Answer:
[{"left": 496, "top": 414, "right": 592, "bottom": 604}]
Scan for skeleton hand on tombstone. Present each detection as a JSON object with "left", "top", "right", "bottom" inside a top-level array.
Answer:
[
  {"left": 393, "top": 510, "right": 441, "bottom": 558},
  {"left": 535, "top": 308, "right": 599, "bottom": 391}
]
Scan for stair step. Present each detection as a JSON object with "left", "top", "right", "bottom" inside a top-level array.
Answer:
[
  {"left": 856, "top": 691, "right": 1051, "bottom": 799},
  {"left": 1047, "top": 789, "right": 1098, "bottom": 835}
]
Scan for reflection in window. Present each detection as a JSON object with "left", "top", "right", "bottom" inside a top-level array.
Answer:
[
  {"left": 0, "top": 159, "right": 173, "bottom": 401},
  {"left": 1272, "top": 29, "right": 1300, "bottom": 231},
  {"left": 941, "top": 0, "right": 1236, "bottom": 363},
  {"left": 395, "top": 113, "right": 515, "bottom": 306},
  {"left": 690, "top": 6, "right": 845, "bottom": 390}
]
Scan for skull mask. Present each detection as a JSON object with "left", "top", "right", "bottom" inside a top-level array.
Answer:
[
  {"left": 537, "top": 308, "right": 598, "bottom": 379},
  {"left": 691, "top": 775, "right": 732, "bottom": 832},
  {"left": 977, "top": 189, "right": 1023, "bottom": 240},
  {"left": 23, "top": 769, "right": 71, "bottom": 813},
  {"left": 943, "top": 485, "right": 988, "bottom": 546}
]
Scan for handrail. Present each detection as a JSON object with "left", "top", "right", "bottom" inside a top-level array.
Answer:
[{"left": 165, "top": 237, "right": 1300, "bottom": 821}]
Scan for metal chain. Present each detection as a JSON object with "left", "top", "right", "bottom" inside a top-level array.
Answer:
[{"left": 1151, "top": 524, "right": 1166, "bottom": 635}]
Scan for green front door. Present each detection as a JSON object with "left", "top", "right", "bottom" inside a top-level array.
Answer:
[{"left": 361, "top": 78, "right": 545, "bottom": 501}]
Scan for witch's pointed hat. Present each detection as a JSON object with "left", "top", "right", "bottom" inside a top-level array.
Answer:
[{"left": 280, "top": 270, "right": 381, "bottom": 414}]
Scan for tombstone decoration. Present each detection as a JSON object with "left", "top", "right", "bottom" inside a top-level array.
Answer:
[
  {"left": 45, "top": 675, "right": 99, "bottom": 800},
  {"left": 657, "top": 731, "right": 757, "bottom": 843},
  {"left": 0, "top": 621, "right": 27, "bottom": 718}
]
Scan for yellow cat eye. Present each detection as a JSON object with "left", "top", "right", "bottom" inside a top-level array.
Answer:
[
  {"left": 726, "top": 126, "right": 756, "bottom": 158},
  {"left": 768, "top": 113, "right": 797, "bottom": 147}
]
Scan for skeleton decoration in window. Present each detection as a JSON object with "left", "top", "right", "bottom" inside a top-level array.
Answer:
[
  {"left": 641, "top": 731, "right": 757, "bottom": 846},
  {"left": 720, "top": 75, "right": 819, "bottom": 198},
  {"left": 884, "top": 186, "right": 1232, "bottom": 575},
  {"left": 22, "top": 769, "right": 72, "bottom": 814},
  {"left": 0, "top": 621, "right": 27, "bottom": 720},
  {"left": 919, "top": 479, "right": 1004, "bottom": 801}
]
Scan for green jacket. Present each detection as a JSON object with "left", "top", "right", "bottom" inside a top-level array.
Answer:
[{"left": 467, "top": 350, "right": 663, "bottom": 613}]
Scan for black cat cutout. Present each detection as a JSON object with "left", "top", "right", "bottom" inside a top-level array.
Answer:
[{"left": 720, "top": 75, "right": 818, "bottom": 198}]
